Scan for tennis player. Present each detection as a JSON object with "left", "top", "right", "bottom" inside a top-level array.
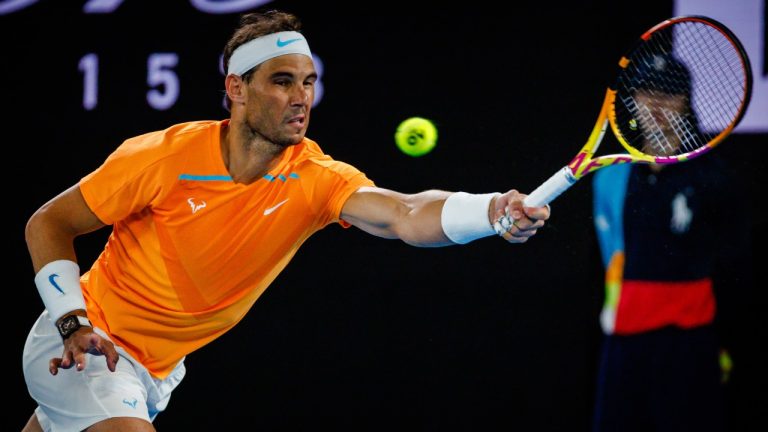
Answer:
[{"left": 21, "top": 10, "right": 549, "bottom": 431}]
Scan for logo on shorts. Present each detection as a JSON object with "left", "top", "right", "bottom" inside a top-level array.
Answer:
[{"left": 123, "top": 398, "right": 138, "bottom": 409}]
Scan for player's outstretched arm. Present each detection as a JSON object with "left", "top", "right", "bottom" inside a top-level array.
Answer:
[{"left": 340, "top": 187, "right": 548, "bottom": 247}]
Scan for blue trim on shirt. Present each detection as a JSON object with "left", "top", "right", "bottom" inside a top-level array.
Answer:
[
  {"left": 179, "top": 174, "right": 233, "bottom": 181},
  {"left": 180, "top": 172, "right": 301, "bottom": 182}
]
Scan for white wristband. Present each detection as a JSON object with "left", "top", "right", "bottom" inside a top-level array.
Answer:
[
  {"left": 34, "top": 260, "right": 86, "bottom": 323},
  {"left": 441, "top": 192, "right": 501, "bottom": 244}
]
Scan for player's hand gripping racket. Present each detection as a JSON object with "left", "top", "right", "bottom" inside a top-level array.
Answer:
[{"left": 497, "top": 15, "right": 752, "bottom": 232}]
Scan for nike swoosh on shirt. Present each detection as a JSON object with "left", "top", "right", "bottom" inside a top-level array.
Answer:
[
  {"left": 264, "top": 199, "right": 289, "bottom": 215},
  {"left": 276, "top": 37, "right": 301, "bottom": 47}
]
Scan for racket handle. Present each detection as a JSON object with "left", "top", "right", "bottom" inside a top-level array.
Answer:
[
  {"left": 523, "top": 166, "right": 577, "bottom": 207},
  {"left": 493, "top": 166, "right": 576, "bottom": 236}
]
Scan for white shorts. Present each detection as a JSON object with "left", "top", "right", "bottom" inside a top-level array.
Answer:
[{"left": 22, "top": 310, "right": 186, "bottom": 432}]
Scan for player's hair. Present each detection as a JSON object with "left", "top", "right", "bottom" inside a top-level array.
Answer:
[{"left": 222, "top": 10, "right": 303, "bottom": 109}]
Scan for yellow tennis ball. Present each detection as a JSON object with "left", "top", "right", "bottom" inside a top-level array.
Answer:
[{"left": 395, "top": 117, "right": 438, "bottom": 157}]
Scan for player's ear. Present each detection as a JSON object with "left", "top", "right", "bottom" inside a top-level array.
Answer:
[{"left": 225, "top": 74, "right": 247, "bottom": 105}]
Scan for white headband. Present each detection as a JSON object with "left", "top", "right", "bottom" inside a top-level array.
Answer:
[{"left": 227, "top": 31, "right": 312, "bottom": 76}]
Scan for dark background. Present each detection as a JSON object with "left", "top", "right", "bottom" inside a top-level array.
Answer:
[{"left": 2, "top": 1, "right": 765, "bottom": 430}]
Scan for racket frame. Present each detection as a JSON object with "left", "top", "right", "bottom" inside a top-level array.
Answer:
[{"left": 520, "top": 15, "right": 752, "bottom": 209}]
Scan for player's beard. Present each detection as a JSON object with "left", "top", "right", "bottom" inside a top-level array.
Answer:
[{"left": 245, "top": 116, "right": 303, "bottom": 149}]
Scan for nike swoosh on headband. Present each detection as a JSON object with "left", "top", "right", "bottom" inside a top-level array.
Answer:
[{"left": 276, "top": 37, "right": 301, "bottom": 47}]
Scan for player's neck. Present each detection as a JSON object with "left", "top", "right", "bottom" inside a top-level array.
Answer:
[{"left": 221, "top": 122, "right": 285, "bottom": 184}]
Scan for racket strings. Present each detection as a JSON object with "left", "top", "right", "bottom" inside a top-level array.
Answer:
[
  {"left": 674, "top": 22, "right": 746, "bottom": 135},
  {"left": 614, "top": 18, "right": 749, "bottom": 158},
  {"left": 631, "top": 100, "right": 700, "bottom": 156}
]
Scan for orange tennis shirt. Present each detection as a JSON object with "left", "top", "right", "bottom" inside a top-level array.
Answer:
[{"left": 78, "top": 120, "right": 375, "bottom": 378}]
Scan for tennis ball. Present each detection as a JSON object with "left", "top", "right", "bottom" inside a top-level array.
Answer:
[{"left": 395, "top": 117, "right": 438, "bottom": 157}]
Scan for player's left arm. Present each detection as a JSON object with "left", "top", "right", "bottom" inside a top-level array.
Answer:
[{"left": 340, "top": 186, "right": 549, "bottom": 246}]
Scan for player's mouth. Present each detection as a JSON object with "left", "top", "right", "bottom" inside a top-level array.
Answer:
[{"left": 286, "top": 114, "right": 305, "bottom": 128}]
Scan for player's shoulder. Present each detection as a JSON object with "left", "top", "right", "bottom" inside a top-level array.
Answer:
[
  {"left": 297, "top": 136, "right": 324, "bottom": 155},
  {"left": 126, "top": 120, "right": 218, "bottom": 147},
  {"left": 294, "top": 137, "right": 367, "bottom": 178},
  {"left": 117, "top": 120, "right": 220, "bottom": 158},
  {"left": 295, "top": 137, "right": 334, "bottom": 165}
]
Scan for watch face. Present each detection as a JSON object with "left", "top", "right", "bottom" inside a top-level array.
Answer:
[
  {"left": 58, "top": 316, "right": 80, "bottom": 337},
  {"left": 61, "top": 317, "right": 77, "bottom": 331}
]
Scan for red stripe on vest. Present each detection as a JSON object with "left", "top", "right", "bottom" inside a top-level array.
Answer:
[{"left": 613, "top": 278, "right": 715, "bottom": 334}]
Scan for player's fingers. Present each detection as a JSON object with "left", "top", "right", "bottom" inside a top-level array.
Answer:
[
  {"left": 59, "top": 349, "right": 75, "bottom": 369},
  {"left": 96, "top": 338, "right": 120, "bottom": 372},
  {"left": 516, "top": 218, "right": 545, "bottom": 231},
  {"left": 493, "top": 213, "right": 532, "bottom": 237},
  {"left": 510, "top": 218, "right": 537, "bottom": 236},
  {"left": 87, "top": 333, "right": 120, "bottom": 372},
  {"left": 49, "top": 357, "right": 62, "bottom": 375},
  {"left": 496, "top": 221, "right": 531, "bottom": 244},
  {"left": 73, "top": 351, "right": 88, "bottom": 371},
  {"left": 106, "top": 351, "right": 119, "bottom": 372},
  {"left": 65, "top": 334, "right": 96, "bottom": 371},
  {"left": 493, "top": 213, "right": 516, "bottom": 235},
  {"left": 524, "top": 203, "right": 551, "bottom": 221},
  {"left": 501, "top": 230, "right": 529, "bottom": 243},
  {"left": 506, "top": 206, "right": 524, "bottom": 221}
]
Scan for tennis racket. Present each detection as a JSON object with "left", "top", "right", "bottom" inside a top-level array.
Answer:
[{"left": 504, "top": 15, "right": 752, "bottom": 223}]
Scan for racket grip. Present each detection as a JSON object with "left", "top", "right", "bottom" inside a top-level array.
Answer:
[{"left": 523, "top": 166, "right": 577, "bottom": 207}]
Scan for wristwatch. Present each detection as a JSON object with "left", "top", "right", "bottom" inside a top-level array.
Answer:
[{"left": 56, "top": 315, "right": 92, "bottom": 340}]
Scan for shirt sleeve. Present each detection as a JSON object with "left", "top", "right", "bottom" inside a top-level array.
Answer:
[
  {"left": 79, "top": 134, "right": 174, "bottom": 225},
  {"left": 302, "top": 156, "right": 375, "bottom": 229}
]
